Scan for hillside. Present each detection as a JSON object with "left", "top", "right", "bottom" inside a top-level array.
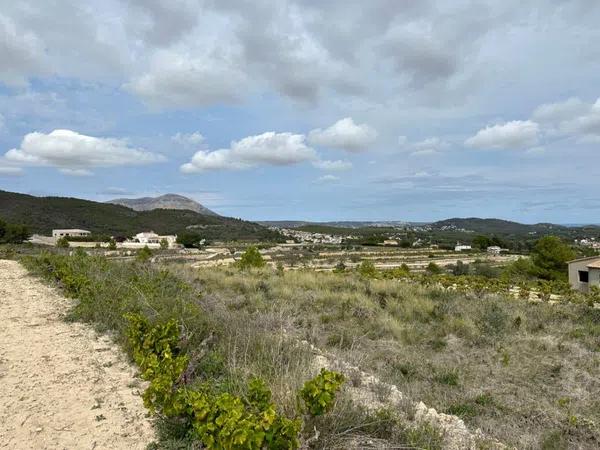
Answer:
[
  {"left": 430, "top": 217, "right": 570, "bottom": 235},
  {"left": 108, "top": 194, "right": 218, "bottom": 216},
  {"left": 0, "top": 190, "right": 280, "bottom": 241}
]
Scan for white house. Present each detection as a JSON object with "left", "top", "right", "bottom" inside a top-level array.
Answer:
[
  {"left": 487, "top": 246, "right": 502, "bottom": 255},
  {"left": 454, "top": 242, "right": 472, "bottom": 252},
  {"left": 134, "top": 232, "right": 160, "bottom": 244},
  {"left": 52, "top": 229, "right": 91, "bottom": 238},
  {"left": 133, "top": 232, "right": 178, "bottom": 247},
  {"left": 568, "top": 256, "right": 600, "bottom": 293}
]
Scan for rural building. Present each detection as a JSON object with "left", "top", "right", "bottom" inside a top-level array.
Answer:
[
  {"left": 383, "top": 239, "right": 399, "bottom": 246},
  {"left": 567, "top": 256, "right": 600, "bottom": 293},
  {"left": 52, "top": 229, "right": 91, "bottom": 238},
  {"left": 133, "top": 232, "right": 177, "bottom": 247},
  {"left": 455, "top": 243, "right": 472, "bottom": 252},
  {"left": 134, "top": 232, "right": 160, "bottom": 244},
  {"left": 487, "top": 246, "right": 502, "bottom": 255}
]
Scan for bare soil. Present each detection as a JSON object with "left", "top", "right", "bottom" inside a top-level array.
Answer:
[{"left": 0, "top": 260, "right": 154, "bottom": 449}]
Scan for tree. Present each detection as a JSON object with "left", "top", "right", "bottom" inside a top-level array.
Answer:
[
  {"left": 108, "top": 238, "right": 117, "bottom": 250},
  {"left": 56, "top": 236, "right": 70, "bottom": 248},
  {"left": 238, "top": 246, "right": 266, "bottom": 269},
  {"left": 159, "top": 238, "right": 169, "bottom": 250},
  {"left": 0, "top": 219, "right": 30, "bottom": 244},
  {"left": 176, "top": 231, "right": 203, "bottom": 248},
  {"left": 531, "top": 236, "right": 575, "bottom": 280}
]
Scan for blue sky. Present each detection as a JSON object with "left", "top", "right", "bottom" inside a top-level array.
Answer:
[{"left": 1, "top": 1, "right": 600, "bottom": 223}]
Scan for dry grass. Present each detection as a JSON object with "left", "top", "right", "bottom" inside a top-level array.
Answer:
[{"left": 169, "top": 263, "right": 600, "bottom": 449}]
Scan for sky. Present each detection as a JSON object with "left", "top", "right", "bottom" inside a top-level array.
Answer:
[{"left": 1, "top": 0, "right": 600, "bottom": 223}]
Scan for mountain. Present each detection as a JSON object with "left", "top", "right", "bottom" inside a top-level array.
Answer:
[
  {"left": 108, "top": 194, "right": 218, "bottom": 216},
  {"left": 0, "top": 190, "right": 280, "bottom": 241}
]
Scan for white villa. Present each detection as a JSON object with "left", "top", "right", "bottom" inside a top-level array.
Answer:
[
  {"left": 52, "top": 229, "right": 91, "bottom": 238},
  {"left": 130, "top": 231, "right": 178, "bottom": 248}
]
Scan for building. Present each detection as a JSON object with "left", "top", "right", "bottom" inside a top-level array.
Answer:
[
  {"left": 52, "top": 229, "right": 91, "bottom": 238},
  {"left": 134, "top": 231, "right": 160, "bottom": 244},
  {"left": 454, "top": 242, "right": 472, "bottom": 252},
  {"left": 133, "top": 232, "right": 178, "bottom": 247},
  {"left": 487, "top": 246, "right": 502, "bottom": 255},
  {"left": 567, "top": 256, "right": 600, "bottom": 293},
  {"left": 383, "top": 239, "right": 399, "bottom": 246}
]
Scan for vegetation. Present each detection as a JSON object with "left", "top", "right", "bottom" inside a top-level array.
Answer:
[
  {"left": 56, "top": 236, "right": 70, "bottom": 248},
  {"left": 19, "top": 237, "right": 600, "bottom": 448},
  {"left": 23, "top": 252, "right": 441, "bottom": 448},
  {"left": 531, "top": 236, "right": 576, "bottom": 280},
  {"left": 237, "top": 246, "right": 266, "bottom": 269},
  {"left": 0, "top": 190, "right": 282, "bottom": 242},
  {"left": 0, "top": 218, "right": 30, "bottom": 244}
]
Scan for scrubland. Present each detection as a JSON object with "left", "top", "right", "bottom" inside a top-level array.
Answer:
[{"left": 21, "top": 251, "right": 600, "bottom": 449}]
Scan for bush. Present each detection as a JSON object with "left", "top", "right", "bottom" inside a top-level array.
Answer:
[
  {"left": 426, "top": 262, "right": 442, "bottom": 275},
  {"left": 300, "top": 368, "right": 345, "bottom": 416},
  {"left": 238, "top": 246, "right": 266, "bottom": 269},
  {"left": 56, "top": 236, "right": 70, "bottom": 248},
  {"left": 358, "top": 260, "right": 377, "bottom": 278},
  {"left": 137, "top": 245, "right": 153, "bottom": 262}
]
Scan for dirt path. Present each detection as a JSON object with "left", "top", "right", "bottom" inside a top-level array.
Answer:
[{"left": 0, "top": 260, "right": 155, "bottom": 449}]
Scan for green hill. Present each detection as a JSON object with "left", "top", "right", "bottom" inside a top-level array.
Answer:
[
  {"left": 430, "top": 217, "right": 569, "bottom": 235},
  {"left": 0, "top": 190, "right": 281, "bottom": 242}
]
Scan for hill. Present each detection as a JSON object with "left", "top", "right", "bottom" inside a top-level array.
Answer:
[
  {"left": 108, "top": 194, "right": 218, "bottom": 216},
  {"left": 430, "top": 217, "right": 569, "bottom": 235},
  {"left": 0, "top": 190, "right": 281, "bottom": 242}
]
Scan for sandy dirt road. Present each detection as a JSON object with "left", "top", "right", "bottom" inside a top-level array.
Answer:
[{"left": 0, "top": 260, "right": 155, "bottom": 449}]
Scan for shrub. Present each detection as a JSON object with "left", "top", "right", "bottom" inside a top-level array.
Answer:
[
  {"left": 238, "top": 246, "right": 266, "bottom": 269},
  {"left": 137, "top": 245, "right": 153, "bottom": 262},
  {"left": 160, "top": 238, "right": 169, "bottom": 250},
  {"left": 426, "top": 262, "right": 442, "bottom": 275},
  {"left": 358, "top": 260, "right": 377, "bottom": 278},
  {"left": 108, "top": 238, "right": 117, "bottom": 250},
  {"left": 300, "top": 368, "right": 345, "bottom": 416},
  {"left": 56, "top": 236, "right": 70, "bottom": 248}
]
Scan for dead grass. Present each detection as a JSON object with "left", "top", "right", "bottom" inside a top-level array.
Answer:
[{"left": 170, "top": 263, "right": 600, "bottom": 449}]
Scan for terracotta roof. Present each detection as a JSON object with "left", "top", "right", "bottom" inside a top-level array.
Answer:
[{"left": 587, "top": 261, "right": 600, "bottom": 269}]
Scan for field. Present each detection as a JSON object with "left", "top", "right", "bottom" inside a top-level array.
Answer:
[{"left": 20, "top": 250, "right": 600, "bottom": 449}]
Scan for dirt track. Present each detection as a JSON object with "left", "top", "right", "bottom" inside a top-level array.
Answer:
[{"left": 0, "top": 260, "right": 154, "bottom": 449}]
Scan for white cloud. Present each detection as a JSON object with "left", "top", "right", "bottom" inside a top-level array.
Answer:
[
  {"left": 315, "top": 174, "right": 340, "bottom": 184},
  {"left": 125, "top": 50, "right": 248, "bottom": 108},
  {"left": 312, "top": 159, "right": 352, "bottom": 171},
  {"left": 172, "top": 131, "right": 205, "bottom": 146},
  {"left": 308, "top": 118, "right": 377, "bottom": 152},
  {"left": 465, "top": 120, "right": 540, "bottom": 149},
  {"left": 399, "top": 136, "right": 447, "bottom": 156},
  {"left": 532, "top": 97, "right": 588, "bottom": 124},
  {"left": 181, "top": 131, "right": 317, "bottom": 173},
  {"left": 4, "top": 129, "right": 166, "bottom": 175}
]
